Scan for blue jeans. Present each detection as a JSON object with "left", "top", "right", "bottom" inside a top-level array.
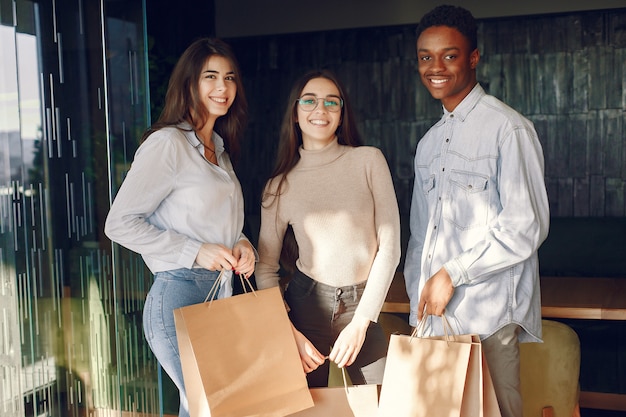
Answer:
[
  {"left": 284, "top": 270, "right": 388, "bottom": 387},
  {"left": 143, "top": 268, "right": 222, "bottom": 417}
]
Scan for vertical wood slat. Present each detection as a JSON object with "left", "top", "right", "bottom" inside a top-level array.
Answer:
[
  {"left": 557, "top": 177, "right": 574, "bottom": 216},
  {"left": 555, "top": 52, "right": 574, "bottom": 114},
  {"left": 573, "top": 177, "right": 590, "bottom": 217},
  {"left": 581, "top": 12, "right": 606, "bottom": 48},
  {"left": 587, "top": 113, "right": 605, "bottom": 176},
  {"left": 545, "top": 177, "right": 559, "bottom": 216},
  {"left": 605, "top": 178, "right": 625, "bottom": 216},
  {"left": 620, "top": 48, "right": 626, "bottom": 109},
  {"left": 568, "top": 114, "right": 588, "bottom": 178},
  {"left": 589, "top": 46, "right": 619, "bottom": 110},
  {"left": 590, "top": 175, "right": 606, "bottom": 216},
  {"left": 538, "top": 53, "right": 558, "bottom": 114},
  {"left": 572, "top": 50, "right": 589, "bottom": 114},
  {"left": 479, "top": 54, "right": 503, "bottom": 104},
  {"left": 534, "top": 115, "right": 558, "bottom": 177},
  {"left": 602, "top": 110, "right": 624, "bottom": 178},
  {"left": 608, "top": 12, "right": 626, "bottom": 47}
]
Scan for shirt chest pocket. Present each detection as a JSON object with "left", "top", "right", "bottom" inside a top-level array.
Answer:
[{"left": 444, "top": 170, "right": 490, "bottom": 230}]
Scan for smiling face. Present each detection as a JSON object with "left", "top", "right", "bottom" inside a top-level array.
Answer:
[
  {"left": 296, "top": 77, "right": 342, "bottom": 150},
  {"left": 197, "top": 55, "right": 237, "bottom": 122},
  {"left": 416, "top": 25, "right": 480, "bottom": 112}
]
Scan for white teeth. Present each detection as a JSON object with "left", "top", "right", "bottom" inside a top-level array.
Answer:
[
  {"left": 431, "top": 79, "right": 447, "bottom": 84},
  {"left": 212, "top": 97, "right": 227, "bottom": 103},
  {"left": 310, "top": 120, "right": 328, "bottom": 125}
]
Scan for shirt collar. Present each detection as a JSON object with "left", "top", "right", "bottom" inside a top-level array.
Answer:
[
  {"left": 439, "top": 83, "right": 485, "bottom": 124},
  {"left": 179, "top": 121, "right": 225, "bottom": 155}
]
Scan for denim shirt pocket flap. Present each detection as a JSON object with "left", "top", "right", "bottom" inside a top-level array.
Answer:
[
  {"left": 449, "top": 171, "right": 488, "bottom": 194},
  {"left": 422, "top": 175, "right": 435, "bottom": 194}
]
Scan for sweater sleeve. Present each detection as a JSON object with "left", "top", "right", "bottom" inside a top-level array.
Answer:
[
  {"left": 255, "top": 178, "right": 288, "bottom": 290},
  {"left": 354, "top": 149, "right": 402, "bottom": 322}
]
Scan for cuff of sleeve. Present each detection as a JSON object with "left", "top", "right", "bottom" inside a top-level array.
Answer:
[
  {"left": 408, "top": 307, "right": 418, "bottom": 327},
  {"left": 178, "top": 239, "right": 202, "bottom": 269},
  {"left": 354, "top": 305, "right": 377, "bottom": 324},
  {"left": 443, "top": 258, "right": 467, "bottom": 287},
  {"left": 238, "top": 235, "right": 259, "bottom": 262}
]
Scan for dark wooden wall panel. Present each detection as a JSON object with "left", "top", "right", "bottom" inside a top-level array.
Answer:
[
  {"left": 572, "top": 51, "right": 589, "bottom": 113},
  {"left": 569, "top": 114, "right": 588, "bottom": 177},
  {"left": 590, "top": 175, "right": 607, "bottom": 216},
  {"left": 604, "top": 111, "right": 624, "bottom": 178},
  {"left": 555, "top": 178, "right": 573, "bottom": 216},
  {"left": 573, "top": 177, "right": 591, "bottom": 217},
  {"left": 230, "top": 8, "right": 626, "bottom": 229},
  {"left": 606, "top": 178, "right": 626, "bottom": 216}
]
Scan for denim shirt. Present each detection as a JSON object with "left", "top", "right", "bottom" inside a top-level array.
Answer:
[{"left": 403, "top": 84, "right": 550, "bottom": 342}]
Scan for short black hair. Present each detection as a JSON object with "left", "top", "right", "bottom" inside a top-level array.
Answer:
[{"left": 415, "top": 5, "right": 478, "bottom": 50}]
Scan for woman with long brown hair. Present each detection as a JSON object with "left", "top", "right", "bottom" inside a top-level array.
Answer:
[{"left": 105, "top": 38, "right": 256, "bottom": 417}]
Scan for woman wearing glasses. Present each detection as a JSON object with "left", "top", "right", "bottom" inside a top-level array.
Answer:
[{"left": 256, "top": 69, "right": 401, "bottom": 387}]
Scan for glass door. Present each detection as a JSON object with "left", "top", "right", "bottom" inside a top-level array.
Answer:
[{"left": 0, "top": 0, "right": 160, "bottom": 415}]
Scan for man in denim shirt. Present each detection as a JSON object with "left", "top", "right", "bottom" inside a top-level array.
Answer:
[{"left": 403, "top": 5, "right": 550, "bottom": 417}]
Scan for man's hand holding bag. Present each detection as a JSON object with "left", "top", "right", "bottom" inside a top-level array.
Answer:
[{"left": 377, "top": 314, "right": 501, "bottom": 417}]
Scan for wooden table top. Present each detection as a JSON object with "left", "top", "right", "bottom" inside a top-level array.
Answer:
[{"left": 383, "top": 272, "right": 626, "bottom": 320}]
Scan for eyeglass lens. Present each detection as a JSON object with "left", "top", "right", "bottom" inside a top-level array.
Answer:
[{"left": 297, "top": 94, "right": 343, "bottom": 112}]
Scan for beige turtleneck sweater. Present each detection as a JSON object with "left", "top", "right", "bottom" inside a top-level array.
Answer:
[{"left": 256, "top": 139, "right": 401, "bottom": 322}]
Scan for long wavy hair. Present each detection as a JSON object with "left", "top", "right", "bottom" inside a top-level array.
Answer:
[
  {"left": 141, "top": 37, "right": 248, "bottom": 160},
  {"left": 263, "top": 70, "right": 363, "bottom": 278},
  {"left": 263, "top": 69, "right": 362, "bottom": 206}
]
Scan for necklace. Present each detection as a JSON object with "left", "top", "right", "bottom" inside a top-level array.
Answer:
[
  {"left": 195, "top": 132, "right": 216, "bottom": 154},
  {"left": 194, "top": 132, "right": 218, "bottom": 164}
]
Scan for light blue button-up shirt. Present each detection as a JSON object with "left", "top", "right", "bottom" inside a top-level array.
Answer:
[
  {"left": 105, "top": 123, "right": 248, "bottom": 290},
  {"left": 404, "top": 84, "right": 550, "bottom": 342}
]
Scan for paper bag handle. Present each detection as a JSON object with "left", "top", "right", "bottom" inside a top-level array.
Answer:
[
  {"left": 203, "top": 270, "right": 257, "bottom": 304},
  {"left": 341, "top": 367, "right": 352, "bottom": 394},
  {"left": 238, "top": 273, "right": 256, "bottom": 295},
  {"left": 410, "top": 311, "right": 455, "bottom": 343}
]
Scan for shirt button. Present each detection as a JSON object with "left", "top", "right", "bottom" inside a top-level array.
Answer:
[{"left": 446, "top": 138, "right": 450, "bottom": 142}]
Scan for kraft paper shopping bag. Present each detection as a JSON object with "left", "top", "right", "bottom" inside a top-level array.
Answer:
[
  {"left": 437, "top": 333, "right": 500, "bottom": 417},
  {"left": 287, "top": 385, "right": 378, "bottom": 417},
  {"left": 455, "top": 334, "right": 501, "bottom": 417},
  {"left": 377, "top": 316, "right": 501, "bottom": 417},
  {"left": 377, "top": 332, "right": 472, "bottom": 417},
  {"left": 174, "top": 278, "right": 313, "bottom": 417},
  {"left": 287, "top": 368, "right": 378, "bottom": 417}
]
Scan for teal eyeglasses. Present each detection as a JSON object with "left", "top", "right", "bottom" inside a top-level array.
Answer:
[{"left": 296, "top": 94, "right": 344, "bottom": 112}]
